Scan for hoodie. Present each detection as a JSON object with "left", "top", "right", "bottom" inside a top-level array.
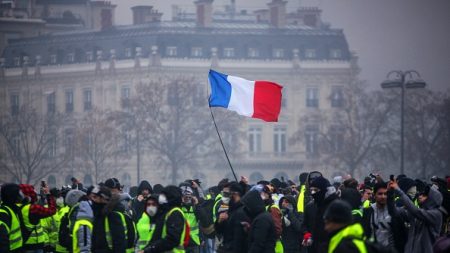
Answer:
[
  {"left": 131, "top": 181, "right": 153, "bottom": 222},
  {"left": 75, "top": 200, "right": 93, "bottom": 253},
  {"left": 279, "top": 195, "right": 304, "bottom": 253},
  {"left": 241, "top": 190, "right": 276, "bottom": 253},
  {"left": 394, "top": 185, "right": 443, "bottom": 253}
]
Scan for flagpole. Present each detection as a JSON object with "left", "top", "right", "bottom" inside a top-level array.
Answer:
[{"left": 207, "top": 69, "right": 238, "bottom": 182}]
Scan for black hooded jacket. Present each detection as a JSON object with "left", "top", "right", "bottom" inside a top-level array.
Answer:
[
  {"left": 131, "top": 180, "right": 153, "bottom": 221},
  {"left": 91, "top": 195, "right": 127, "bottom": 253},
  {"left": 241, "top": 190, "right": 276, "bottom": 253},
  {"left": 144, "top": 185, "right": 185, "bottom": 253},
  {"left": 279, "top": 195, "right": 304, "bottom": 253}
]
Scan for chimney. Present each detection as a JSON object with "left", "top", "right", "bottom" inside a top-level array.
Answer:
[
  {"left": 131, "top": 6, "right": 163, "bottom": 25},
  {"left": 195, "top": 0, "right": 213, "bottom": 28},
  {"left": 267, "top": 0, "right": 287, "bottom": 28}
]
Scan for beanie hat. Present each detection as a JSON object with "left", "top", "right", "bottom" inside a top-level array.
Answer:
[
  {"left": 323, "top": 200, "right": 352, "bottom": 224},
  {"left": 65, "top": 190, "right": 86, "bottom": 207},
  {"left": 228, "top": 182, "right": 243, "bottom": 196},
  {"left": 398, "top": 177, "right": 416, "bottom": 193},
  {"left": 270, "top": 178, "right": 282, "bottom": 189},
  {"left": 91, "top": 185, "right": 112, "bottom": 201},
  {"left": 1, "top": 183, "right": 21, "bottom": 205},
  {"left": 310, "top": 176, "right": 331, "bottom": 192},
  {"left": 104, "top": 178, "right": 122, "bottom": 190},
  {"left": 299, "top": 172, "right": 309, "bottom": 185}
]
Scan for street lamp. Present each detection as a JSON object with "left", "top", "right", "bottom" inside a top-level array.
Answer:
[{"left": 381, "top": 70, "right": 426, "bottom": 175}]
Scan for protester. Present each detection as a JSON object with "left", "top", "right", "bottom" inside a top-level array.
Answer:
[
  {"left": 279, "top": 195, "right": 303, "bottom": 253},
  {"left": 0, "top": 183, "right": 24, "bottom": 253}
]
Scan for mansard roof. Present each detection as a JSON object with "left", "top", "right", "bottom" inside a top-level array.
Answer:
[{"left": 1, "top": 20, "right": 351, "bottom": 67}]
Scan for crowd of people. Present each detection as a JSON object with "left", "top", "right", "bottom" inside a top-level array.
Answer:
[{"left": 1, "top": 172, "right": 449, "bottom": 253}]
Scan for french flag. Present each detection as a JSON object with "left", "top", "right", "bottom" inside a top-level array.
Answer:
[{"left": 208, "top": 69, "right": 283, "bottom": 122}]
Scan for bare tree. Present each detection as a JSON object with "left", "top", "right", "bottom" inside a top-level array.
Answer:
[
  {"left": 0, "top": 105, "right": 69, "bottom": 184},
  {"left": 128, "top": 76, "right": 241, "bottom": 185},
  {"left": 76, "top": 109, "right": 129, "bottom": 183}
]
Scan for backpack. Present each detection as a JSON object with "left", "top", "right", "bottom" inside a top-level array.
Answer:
[
  {"left": 58, "top": 204, "right": 79, "bottom": 250},
  {"left": 196, "top": 198, "right": 217, "bottom": 238}
]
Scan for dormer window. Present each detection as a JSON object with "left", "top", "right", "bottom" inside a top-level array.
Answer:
[
  {"left": 248, "top": 48, "right": 259, "bottom": 58},
  {"left": 305, "top": 49, "right": 316, "bottom": 59},
  {"left": 330, "top": 49, "right": 342, "bottom": 59},
  {"left": 67, "top": 53, "right": 75, "bottom": 63},
  {"left": 273, "top": 48, "right": 284, "bottom": 58},
  {"left": 223, "top": 48, "right": 235, "bottom": 58},
  {"left": 191, "top": 47, "right": 203, "bottom": 57},
  {"left": 166, "top": 46, "right": 177, "bottom": 57},
  {"left": 86, "top": 51, "right": 93, "bottom": 62},
  {"left": 125, "top": 48, "right": 132, "bottom": 58},
  {"left": 14, "top": 57, "right": 20, "bottom": 66}
]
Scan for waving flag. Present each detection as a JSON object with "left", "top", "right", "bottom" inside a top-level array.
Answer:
[{"left": 208, "top": 69, "right": 283, "bottom": 122}]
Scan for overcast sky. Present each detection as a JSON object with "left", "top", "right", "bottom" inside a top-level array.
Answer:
[{"left": 110, "top": 0, "right": 450, "bottom": 91}]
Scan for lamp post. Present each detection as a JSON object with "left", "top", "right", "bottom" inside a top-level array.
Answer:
[{"left": 381, "top": 70, "right": 426, "bottom": 175}]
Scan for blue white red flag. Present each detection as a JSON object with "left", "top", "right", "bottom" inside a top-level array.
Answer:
[{"left": 208, "top": 69, "right": 283, "bottom": 122}]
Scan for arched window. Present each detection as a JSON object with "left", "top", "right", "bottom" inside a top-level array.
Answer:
[
  {"left": 47, "top": 175, "right": 57, "bottom": 188},
  {"left": 249, "top": 172, "right": 264, "bottom": 184}
]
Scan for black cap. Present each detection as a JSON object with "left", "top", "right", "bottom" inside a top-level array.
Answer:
[{"left": 323, "top": 200, "right": 352, "bottom": 224}]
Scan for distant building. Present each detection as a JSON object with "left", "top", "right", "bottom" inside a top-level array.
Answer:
[{"left": 0, "top": 0, "right": 354, "bottom": 187}]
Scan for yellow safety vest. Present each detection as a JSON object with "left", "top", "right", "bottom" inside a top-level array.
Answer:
[
  {"left": 136, "top": 212, "right": 156, "bottom": 250},
  {"left": 362, "top": 200, "right": 370, "bottom": 209},
  {"left": 328, "top": 223, "right": 367, "bottom": 253},
  {"left": 266, "top": 204, "right": 284, "bottom": 253},
  {"left": 352, "top": 209, "right": 363, "bottom": 218},
  {"left": 0, "top": 205, "right": 23, "bottom": 250},
  {"left": 105, "top": 211, "right": 135, "bottom": 253},
  {"left": 55, "top": 206, "right": 70, "bottom": 253},
  {"left": 72, "top": 219, "right": 93, "bottom": 253},
  {"left": 182, "top": 205, "right": 200, "bottom": 245},
  {"left": 162, "top": 207, "right": 186, "bottom": 253},
  {"left": 20, "top": 203, "right": 45, "bottom": 245},
  {"left": 297, "top": 185, "right": 306, "bottom": 213},
  {"left": 212, "top": 194, "right": 222, "bottom": 223}
]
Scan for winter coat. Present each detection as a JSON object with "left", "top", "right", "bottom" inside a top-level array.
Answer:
[
  {"left": 279, "top": 195, "right": 303, "bottom": 253},
  {"left": 302, "top": 192, "right": 339, "bottom": 253},
  {"left": 241, "top": 190, "right": 276, "bottom": 253},
  {"left": 215, "top": 201, "right": 250, "bottom": 253},
  {"left": 131, "top": 181, "right": 153, "bottom": 222},
  {"left": 75, "top": 201, "right": 93, "bottom": 253},
  {"left": 144, "top": 185, "right": 185, "bottom": 253},
  {"left": 91, "top": 195, "right": 127, "bottom": 253},
  {"left": 393, "top": 186, "right": 443, "bottom": 253}
]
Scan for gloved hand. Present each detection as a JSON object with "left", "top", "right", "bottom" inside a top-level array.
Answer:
[
  {"left": 302, "top": 232, "right": 313, "bottom": 246},
  {"left": 283, "top": 216, "right": 291, "bottom": 227}
]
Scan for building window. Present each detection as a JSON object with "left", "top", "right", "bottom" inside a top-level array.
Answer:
[
  {"left": 47, "top": 92, "right": 56, "bottom": 114},
  {"left": 86, "top": 51, "right": 93, "bottom": 62},
  {"left": 305, "top": 125, "right": 319, "bottom": 155},
  {"left": 274, "top": 126, "right": 286, "bottom": 154},
  {"left": 83, "top": 89, "right": 92, "bottom": 112},
  {"left": 248, "top": 48, "right": 259, "bottom": 58},
  {"left": 50, "top": 54, "right": 57, "bottom": 64},
  {"left": 121, "top": 86, "right": 131, "bottom": 109},
  {"left": 125, "top": 48, "right": 132, "bottom": 58},
  {"left": 64, "top": 128, "right": 74, "bottom": 155},
  {"left": 306, "top": 87, "right": 319, "bottom": 108},
  {"left": 191, "top": 47, "right": 203, "bottom": 57},
  {"left": 331, "top": 86, "right": 344, "bottom": 108},
  {"left": 67, "top": 53, "right": 75, "bottom": 63},
  {"left": 14, "top": 57, "right": 20, "bottom": 66},
  {"left": 223, "top": 48, "right": 235, "bottom": 58},
  {"left": 65, "top": 90, "right": 74, "bottom": 113},
  {"left": 305, "top": 49, "right": 316, "bottom": 59},
  {"left": 166, "top": 46, "right": 177, "bottom": 57},
  {"left": 273, "top": 48, "right": 284, "bottom": 58},
  {"left": 10, "top": 93, "right": 19, "bottom": 116},
  {"left": 330, "top": 49, "right": 342, "bottom": 59},
  {"left": 47, "top": 132, "right": 57, "bottom": 158},
  {"left": 329, "top": 126, "right": 344, "bottom": 153},
  {"left": 248, "top": 126, "right": 262, "bottom": 153}
]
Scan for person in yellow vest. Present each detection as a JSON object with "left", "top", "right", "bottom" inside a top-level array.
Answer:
[
  {"left": 360, "top": 186, "right": 373, "bottom": 209},
  {"left": 91, "top": 185, "right": 128, "bottom": 253},
  {"left": 19, "top": 183, "right": 57, "bottom": 253},
  {"left": 260, "top": 184, "right": 284, "bottom": 253},
  {"left": 141, "top": 185, "right": 187, "bottom": 253},
  {"left": 323, "top": 200, "right": 367, "bottom": 253},
  {"left": 136, "top": 195, "right": 159, "bottom": 251},
  {"left": 55, "top": 187, "right": 71, "bottom": 253},
  {"left": 0, "top": 183, "right": 24, "bottom": 253},
  {"left": 295, "top": 173, "right": 309, "bottom": 214},
  {"left": 180, "top": 184, "right": 201, "bottom": 253},
  {"left": 72, "top": 199, "right": 94, "bottom": 253}
]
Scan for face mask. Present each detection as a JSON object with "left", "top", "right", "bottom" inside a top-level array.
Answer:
[
  {"left": 56, "top": 197, "right": 64, "bottom": 207},
  {"left": 286, "top": 204, "right": 294, "bottom": 212},
  {"left": 158, "top": 194, "right": 168, "bottom": 205},
  {"left": 407, "top": 186, "right": 417, "bottom": 199},
  {"left": 146, "top": 206, "right": 158, "bottom": 216},
  {"left": 222, "top": 197, "right": 230, "bottom": 205}
]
